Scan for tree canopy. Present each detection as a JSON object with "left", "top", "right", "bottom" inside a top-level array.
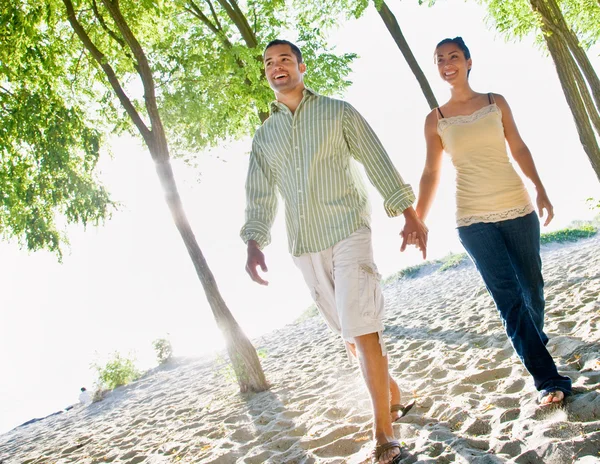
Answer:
[
  {"left": 1, "top": 3, "right": 113, "bottom": 257},
  {"left": 1, "top": 0, "right": 358, "bottom": 253}
]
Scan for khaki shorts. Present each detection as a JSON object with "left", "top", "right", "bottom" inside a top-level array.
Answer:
[{"left": 292, "top": 226, "right": 387, "bottom": 356}]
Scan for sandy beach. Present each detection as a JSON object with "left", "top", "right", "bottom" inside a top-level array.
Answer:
[{"left": 1, "top": 234, "right": 599, "bottom": 464}]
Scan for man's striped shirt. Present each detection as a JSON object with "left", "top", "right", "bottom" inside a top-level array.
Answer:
[{"left": 241, "top": 88, "right": 415, "bottom": 256}]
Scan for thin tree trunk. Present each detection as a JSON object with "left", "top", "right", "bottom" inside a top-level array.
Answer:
[
  {"left": 63, "top": 0, "right": 269, "bottom": 392},
  {"left": 376, "top": 0, "right": 438, "bottom": 110},
  {"left": 155, "top": 159, "right": 268, "bottom": 392},
  {"left": 529, "top": 0, "right": 600, "bottom": 181},
  {"left": 540, "top": 0, "right": 600, "bottom": 116}
]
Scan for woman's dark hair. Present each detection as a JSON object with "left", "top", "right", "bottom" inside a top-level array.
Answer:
[
  {"left": 435, "top": 37, "right": 471, "bottom": 59},
  {"left": 264, "top": 39, "right": 303, "bottom": 64},
  {"left": 435, "top": 37, "right": 471, "bottom": 76}
]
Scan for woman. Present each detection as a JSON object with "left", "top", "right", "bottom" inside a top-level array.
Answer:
[{"left": 413, "top": 37, "right": 571, "bottom": 405}]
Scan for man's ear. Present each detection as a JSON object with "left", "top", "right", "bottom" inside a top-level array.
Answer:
[{"left": 299, "top": 62, "right": 307, "bottom": 74}]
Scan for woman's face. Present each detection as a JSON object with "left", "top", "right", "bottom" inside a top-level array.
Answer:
[{"left": 435, "top": 43, "right": 472, "bottom": 85}]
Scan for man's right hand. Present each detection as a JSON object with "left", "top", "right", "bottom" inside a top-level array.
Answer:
[{"left": 245, "top": 240, "right": 269, "bottom": 286}]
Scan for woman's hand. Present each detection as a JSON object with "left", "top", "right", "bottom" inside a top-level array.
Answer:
[{"left": 536, "top": 189, "right": 554, "bottom": 226}]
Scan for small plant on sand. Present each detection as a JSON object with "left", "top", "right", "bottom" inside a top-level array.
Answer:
[
  {"left": 382, "top": 263, "right": 428, "bottom": 285},
  {"left": 295, "top": 304, "right": 319, "bottom": 323},
  {"left": 540, "top": 224, "right": 597, "bottom": 244},
  {"left": 438, "top": 252, "right": 468, "bottom": 272},
  {"left": 93, "top": 352, "right": 141, "bottom": 390},
  {"left": 152, "top": 337, "right": 173, "bottom": 365}
]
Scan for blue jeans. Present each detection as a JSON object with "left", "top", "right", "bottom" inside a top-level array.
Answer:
[{"left": 458, "top": 212, "right": 571, "bottom": 394}]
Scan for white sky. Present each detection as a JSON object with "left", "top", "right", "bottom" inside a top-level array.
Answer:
[{"left": 1, "top": 0, "right": 599, "bottom": 434}]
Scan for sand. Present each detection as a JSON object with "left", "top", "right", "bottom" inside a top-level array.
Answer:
[{"left": 1, "top": 235, "right": 599, "bottom": 464}]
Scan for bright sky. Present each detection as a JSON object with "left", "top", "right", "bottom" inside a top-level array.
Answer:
[{"left": 1, "top": 0, "right": 599, "bottom": 434}]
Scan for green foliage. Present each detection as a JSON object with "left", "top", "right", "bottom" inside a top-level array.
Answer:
[
  {"left": 382, "top": 223, "right": 597, "bottom": 286},
  {"left": 152, "top": 337, "right": 173, "bottom": 365},
  {"left": 158, "top": 0, "right": 358, "bottom": 156},
  {"left": 438, "top": 252, "right": 468, "bottom": 272},
  {"left": 1, "top": 0, "right": 362, "bottom": 254},
  {"left": 0, "top": 2, "right": 115, "bottom": 257},
  {"left": 93, "top": 352, "right": 141, "bottom": 390},
  {"left": 587, "top": 197, "right": 600, "bottom": 210},
  {"left": 540, "top": 224, "right": 597, "bottom": 244},
  {"left": 476, "top": 0, "right": 600, "bottom": 48}
]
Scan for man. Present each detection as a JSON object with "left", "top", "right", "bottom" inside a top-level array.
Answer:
[{"left": 241, "top": 39, "right": 428, "bottom": 464}]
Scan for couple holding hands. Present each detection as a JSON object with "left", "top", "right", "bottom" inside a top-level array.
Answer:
[{"left": 240, "top": 38, "right": 571, "bottom": 464}]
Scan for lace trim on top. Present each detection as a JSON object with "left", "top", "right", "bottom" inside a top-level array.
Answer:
[
  {"left": 437, "top": 104, "right": 500, "bottom": 134},
  {"left": 457, "top": 204, "right": 534, "bottom": 227}
]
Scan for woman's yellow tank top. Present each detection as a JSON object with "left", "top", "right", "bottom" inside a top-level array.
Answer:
[{"left": 437, "top": 101, "right": 533, "bottom": 227}]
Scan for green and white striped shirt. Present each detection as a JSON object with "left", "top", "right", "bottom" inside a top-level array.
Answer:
[{"left": 241, "top": 88, "right": 415, "bottom": 256}]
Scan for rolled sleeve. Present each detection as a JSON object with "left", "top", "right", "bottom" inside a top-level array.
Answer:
[
  {"left": 343, "top": 102, "right": 415, "bottom": 217},
  {"left": 240, "top": 140, "right": 278, "bottom": 249},
  {"left": 384, "top": 184, "right": 416, "bottom": 217}
]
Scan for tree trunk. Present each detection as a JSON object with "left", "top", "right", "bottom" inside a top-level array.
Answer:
[
  {"left": 154, "top": 157, "right": 269, "bottom": 392},
  {"left": 375, "top": 0, "right": 439, "bottom": 110},
  {"left": 529, "top": 0, "right": 600, "bottom": 181},
  {"left": 542, "top": 0, "right": 600, "bottom": 118},
  {"left": 63, "top": 0, "right": 269, "bottom": 393}
]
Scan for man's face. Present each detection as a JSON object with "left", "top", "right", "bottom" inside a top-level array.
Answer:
[{"left": 263, "top": 44, "right": 306, "bottom": 92}]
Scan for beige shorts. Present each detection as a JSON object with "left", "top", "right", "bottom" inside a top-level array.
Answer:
[{"left": 292, "top": 226, "right": 387, "bottom": 356}]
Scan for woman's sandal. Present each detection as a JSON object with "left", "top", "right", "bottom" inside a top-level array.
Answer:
[
  {"left": 391, "top": 400, "right": 416, "bottom": 422},
  {"left": 538, "top": 389, "right": 565, "bottom": 406},
  {"left": 371, "top": 440, "right": 402, "bottom": 464}
]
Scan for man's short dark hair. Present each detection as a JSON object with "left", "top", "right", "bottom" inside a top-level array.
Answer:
[{"left": 264, "top": 39, "right": 303, "bottom": 63}]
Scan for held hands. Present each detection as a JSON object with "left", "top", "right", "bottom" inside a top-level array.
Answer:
[
  {"left": 246, "top": 240, "right": 269, "bottom": 286},
  {"left": 536, "top": 188, "right": 554, "bottom": 226},
  {"left": 400, "top": 207, "right": 429, "bottom": 259}
]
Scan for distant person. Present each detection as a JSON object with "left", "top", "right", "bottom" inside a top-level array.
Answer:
[
  {"left": 413, "top": 36, "right": 572, "bottom": 405},
  {"left": 241, "top": 39, "right": 426, "bottom": 463},
  {"left": 79, "top": 387, "right": 92, "bottom": 406}
]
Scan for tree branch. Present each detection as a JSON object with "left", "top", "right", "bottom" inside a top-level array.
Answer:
[
  {"left": 92, "top": 0, "right": 140, "bottom": 72},
  {"left": 204, "top": 0, "right": 225, "bottom": 33},
  {"left": 0, "top": 85, "right": 15, "bottom": 97},
  {"left": 186, "top": 1, "right": 228, "bottom": 44},
  {"left": 216, "top": 0, "right": 258, "bottom": 48},
  {"left": 376, "top": 0, "right": 438, "bottom": 109},
  {"left": 101, "top": 0, "right": 167, "bottom": 158},
  {"left": 92, "top": 0, "right": 124, "bottom": 47},
  {"left": 61, "top": 0, "right": 151, "bottom": 141}
]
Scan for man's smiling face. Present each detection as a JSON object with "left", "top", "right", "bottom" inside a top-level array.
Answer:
[{"left": 264, "top": 44, "right": 306, "bottom": 93}]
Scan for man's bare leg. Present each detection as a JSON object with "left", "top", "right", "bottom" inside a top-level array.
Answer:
[
  {"left": 354, "top": 333, "right": 399, "bottom": 464},
  {"left": 347, "top": 342, "right": 405, "bottom": 422}
]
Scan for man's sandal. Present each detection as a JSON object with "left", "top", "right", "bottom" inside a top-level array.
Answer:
[
  {"left": 371, "top": 440, "right": 402, "bottom": 464},
  {"left": 391, "top": 400, "right": 416, "bottom": 423}
]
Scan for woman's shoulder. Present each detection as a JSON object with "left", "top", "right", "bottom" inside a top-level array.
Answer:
[
  {"left": 425, "top": 108, "right": 441, "bottom": 127},
  {"left": 487, "top": 92, "right": 508, "bottom": 104}
]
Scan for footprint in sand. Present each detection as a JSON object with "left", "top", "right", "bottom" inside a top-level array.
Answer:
[
  {"left": 463, "top": 367, "right": 513, "bottom": 385},
  {"left": 300, "top": 425, "right": 361, "bottom": 450}
]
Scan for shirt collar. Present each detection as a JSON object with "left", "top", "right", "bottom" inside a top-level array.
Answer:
[{"left": 270, "top": 87, "right": 318, "bottom": 114}]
